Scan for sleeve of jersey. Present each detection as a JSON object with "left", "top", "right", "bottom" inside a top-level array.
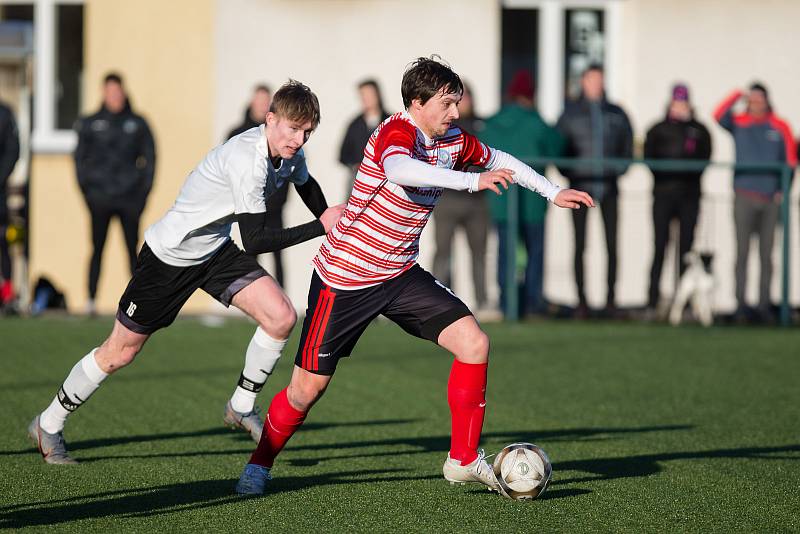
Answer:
[
  {"left": 383, "top": 155, "right": 478, "bottom": 191},
  {"left": 455, "top": 131, "right": 492, "bottom": 169},
  {"left": 372, "top": 119, "right": 416, "bottom": 165},
  {"left": 288, "top": 150, "right": 310, "bottom": 186},
  {"left": 485, "top": 148, "right": 563, "bottom": 202}
]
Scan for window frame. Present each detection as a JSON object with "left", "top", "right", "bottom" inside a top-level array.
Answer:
[{"left": 4, "top": 0, "right": 83, "bottom": 153}]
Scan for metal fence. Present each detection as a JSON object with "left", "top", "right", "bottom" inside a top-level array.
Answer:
[{"left": 502, "top": 157, "right": 795, "bottom": 326}]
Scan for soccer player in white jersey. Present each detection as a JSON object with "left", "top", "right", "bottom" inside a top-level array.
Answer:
[
  {"left": 235, "top": 58, "right": 594, "bottom": 494},
  {"left": 27, "top": 81, "right": 345, "bottom": 464}
]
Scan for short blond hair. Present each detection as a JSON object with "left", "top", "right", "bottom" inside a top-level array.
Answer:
[{"left": 270, "top": 80, "right": 320, "bottom": 128}]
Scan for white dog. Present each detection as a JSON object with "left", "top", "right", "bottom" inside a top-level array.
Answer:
[{"left": 669, "top": 251, "right": 714, "bottom": 327}]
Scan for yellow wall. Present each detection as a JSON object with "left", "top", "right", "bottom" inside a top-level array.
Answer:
[{"left": 30, "top": 0, "right": 215, "bottom": 314}]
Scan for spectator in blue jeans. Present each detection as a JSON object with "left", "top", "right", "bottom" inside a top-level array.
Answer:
[{"left": 481, "top": 70, "right": 563, "bottom": 317}]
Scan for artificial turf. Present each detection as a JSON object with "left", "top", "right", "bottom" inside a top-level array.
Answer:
[{"left": 1, "top": 316, "right": 798, "bottom": 532}]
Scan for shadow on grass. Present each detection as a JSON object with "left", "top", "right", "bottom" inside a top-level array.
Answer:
[
  {"left": 0, "top": 469, "right": 438, "bottom": 528},
  {"left": 2, "top": 419, "right": 418, "bottom": 458},
  {"left": 283, "top": 424, "right": 694, "bottom": 458},
  {"left": 554, "top": 444, "right": 800, "bottom": 484}
]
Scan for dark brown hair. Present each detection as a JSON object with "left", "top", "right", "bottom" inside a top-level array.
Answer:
[
  {"left": 270, "top": 80, "right": 320, "bottom": 128},
  {"left": 401, "top": 56, "right": 463, "bottom": 108}
]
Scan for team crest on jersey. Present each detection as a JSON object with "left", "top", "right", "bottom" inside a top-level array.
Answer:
[{"left": 436, "top": 149, "right": 452, "bottom": 168}]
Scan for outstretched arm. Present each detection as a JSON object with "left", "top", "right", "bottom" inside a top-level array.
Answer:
[{"left": 237, "top": 204, "right": 343, "bottom": 255}]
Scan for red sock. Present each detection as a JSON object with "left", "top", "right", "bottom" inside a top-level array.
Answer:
[
  {"left": 249, "top": 388, "right": 307, "bottom": 468},
  {"left": 448, "top": 359, "right": 488, "bottom": 466}
]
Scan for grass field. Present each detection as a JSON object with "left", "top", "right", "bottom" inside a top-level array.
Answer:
[{"left": 1, "top": 316, "right": 798, "bottom": 532}]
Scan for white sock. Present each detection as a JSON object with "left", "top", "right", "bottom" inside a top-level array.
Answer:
[
  {"left": 230, "top": 328, "right": 286, "bottom": 413},
  {"left": 39, "top": 349, "right": 109, "bottom": 434}
]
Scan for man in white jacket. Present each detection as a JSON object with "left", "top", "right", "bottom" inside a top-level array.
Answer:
[{"left": 28, "top": 80, "right": 344, "bottom": 464}]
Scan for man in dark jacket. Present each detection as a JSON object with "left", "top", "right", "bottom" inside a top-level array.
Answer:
[
  {"left": 0, "top": 101, "right": 20, "bottom": 309},
  {"left": 714, "top": 83, "right": 796, "bottom": 321},
  {"left": 338, "top": 80, "right": 390, "bottom": 189},
  {"left": 227, "top": 85, "right": 289, "bottom": 287},
  {"left": 644, "top": 84, "right": 712, "bottom": 313},
  {"left": 74, "top": 73, "right": 156, "bottom": 313},
  {"left": 556, "top": 64, "right": 632, "bottom": 316}
]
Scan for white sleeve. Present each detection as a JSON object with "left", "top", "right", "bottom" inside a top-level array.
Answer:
[
  {"left": 383, "top": 153, "right": 481, "bottom": 192},
  {"left": 485, "top": 149, "right": 563, "bottom": 202}
]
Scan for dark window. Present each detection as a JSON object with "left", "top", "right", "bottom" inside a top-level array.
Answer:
[
  {"left": 564, "top": 9, "right": 605, "bottom": 99},
  {"left": 0, "top": 5, "right": 34, "bottom": 22},
  {"left": 56, "top": 4, "right": 83, "bottom": 129},
  {"left": 500, "top": 8, "right": 538, "bottom": 102}
]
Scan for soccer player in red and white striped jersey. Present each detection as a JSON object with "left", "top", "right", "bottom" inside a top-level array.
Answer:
[{"left": 235, "top": 57, "right": 594, "bottom": 495}]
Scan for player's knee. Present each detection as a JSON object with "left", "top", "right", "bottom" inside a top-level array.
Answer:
[
  {"left": 459, "top": 328, "right": 490, "bottom": 362},
  {"left": 287, "top": 378, "right": 326, "bottom": 412},
  {"left": 471, "top": 330, "right": 490, "bottom": 358},
  {"left": 98, "top": 341, "right": 142, "bottom": 372},
  {"left": 271, "top": 301, "right": 297, "bottom": 339}
]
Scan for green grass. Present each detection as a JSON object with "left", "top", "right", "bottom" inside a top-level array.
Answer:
[{"left": 1, "top": 317, "right": 798, "bottom": 532}]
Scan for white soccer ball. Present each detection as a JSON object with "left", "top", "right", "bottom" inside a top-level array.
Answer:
[{"left": 493, "top": 443, "right": 552, "bottom": 500}]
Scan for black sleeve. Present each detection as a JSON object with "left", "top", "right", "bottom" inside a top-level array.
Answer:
[
  {"left": 73, "top": 118, "right": 91, "bottom": 192},
  {"left": 137, "top": 118, "right": 156, "bottom": 199},
  {"left": 237, "top": 211, "right": 325, "bottom": 255},
  {"left": 294, "top": 175, "right": 328, "bottom": 218},
  {"left": 0, "top": 109, "right": 20, "bottom": 188}
]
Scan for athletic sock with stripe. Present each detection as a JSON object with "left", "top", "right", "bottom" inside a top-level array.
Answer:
[
  {"left": 248, "top": 387, "right": 306, "bottom": 467},
  {"left": 230, "top": 328, "right": 286, "bottom": 414},
  {"left": 447, "top": 359, "right": 488, "bottom": 466}
]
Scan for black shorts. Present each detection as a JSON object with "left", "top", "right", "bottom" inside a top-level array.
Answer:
[
  {"left": 295, "top": 264, "right": 472, "bottom": 375},
  {"left": 117, "top": 241, "right": 267, "bottom": 334}
]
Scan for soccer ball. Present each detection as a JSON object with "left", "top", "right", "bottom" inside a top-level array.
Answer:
[{"left": 493, "top": 443, "right": 552, "bottom": 500}]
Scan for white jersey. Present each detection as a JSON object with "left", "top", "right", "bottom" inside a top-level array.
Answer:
[{"left": 145, "top": 125, "right": 310, "bottom": 266}]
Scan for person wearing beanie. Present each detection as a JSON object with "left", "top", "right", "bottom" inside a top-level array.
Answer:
[
  {"left": 481, "top": 69, "right": 564, "bottom": 317},
  {"left": 643, "top": 83, "right": 712, "bottom": 317},
  {"left": 714, "top": 83, "right": 797, "bottom": 322},
  {"left": 556, "top": 64, "right": 633, "bottom": 318}
]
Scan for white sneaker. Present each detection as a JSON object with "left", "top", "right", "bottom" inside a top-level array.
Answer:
[{"left": 442, "top": 449, "right": 499, "bottom": 491}]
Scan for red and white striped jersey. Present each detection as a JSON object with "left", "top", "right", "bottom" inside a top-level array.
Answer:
[{"left": 313, "top": 111, "right": 492, "bottom": 289}]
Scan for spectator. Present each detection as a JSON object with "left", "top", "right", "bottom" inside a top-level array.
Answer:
[
  {"left": 227, "top": 85, "right": 289, "bottom": 287},
  {"left": 432, "top": 83, "right": 493, "bottom": 317},
  {"left": 556, "top": 64, "right": 632, "bottom": 317},
  {"left": 338, "top": 80, "right": 390, "bottom": 188},
  {"left": 714, "top": 83, "right": 796, "bottom": 322},
  {"left": 0, "top": 100, "right": 20, "bottom": 311},
  {"left": 481, "top": 70, "right": 562, "bottom": 317},
  {"left": 644, "top": 84, "right": 712, "bottom": 315},
  {"left": 74, "top": 73, "right": 156, "bottom": 314}
]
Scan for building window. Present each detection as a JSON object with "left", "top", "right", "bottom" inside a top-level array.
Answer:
[
  {"left": 56, "top": 4, "right": 83, "bottom": 130},
  {"left": 564, "top": 9, "right": 604, "bottom": 99},
  {"left": 0, "top": 0, "right": 84, "bottom": 152},
  {"left": 500, "top": 7, "right": 539, "bottom": 101}
]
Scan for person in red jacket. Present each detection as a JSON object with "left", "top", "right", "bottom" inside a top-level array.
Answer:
[{"left": 714, "top": 83, "right": 796, "bottom": 322}]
